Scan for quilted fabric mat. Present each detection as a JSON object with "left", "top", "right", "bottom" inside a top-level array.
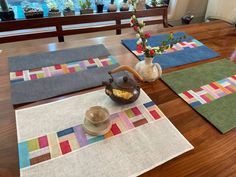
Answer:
[
  {"left": 162, "top": 59, "right": 236, "bottom": 133},
  {"left": 9, "top": 44, "right": 121, "bottom": 105},
  {"left": 16, "top": 89, "right": 193, "bottom": 177},
  {"left": 122, "top": 32, "right": 219, "bottom": 69}
]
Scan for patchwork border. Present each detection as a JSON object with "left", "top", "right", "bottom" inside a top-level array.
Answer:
[
  {"left": 18, "top": 101, "right": 165, "bottom": 169},
  {"left": 133, "top": 39, "right": 203, "bottom": 57},
  {"left": 179, "top": 75, "right": 236, "bottom": 107},
  {"left": 10, "top": 55, "right": 117, "bottom": 83}
]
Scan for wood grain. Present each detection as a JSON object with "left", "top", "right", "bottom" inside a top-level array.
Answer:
[
  {"left": 0, "top": 8, "right": 168, "bottom": 43},
  {"left": 0, "top": 20, "right": 236, "bottom": 177}
]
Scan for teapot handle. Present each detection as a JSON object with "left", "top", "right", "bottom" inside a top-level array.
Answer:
[{"left": 109, "top": 65, "right": 144, "bottom": 82}]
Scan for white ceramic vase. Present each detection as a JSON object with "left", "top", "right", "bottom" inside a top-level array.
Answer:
[
  {"left": 136, "top": 0, "right": 146, "bottom": 10},
  {"left": 108, "top": 4, "right": 117, "bottom": 12},
  {"left": 135, "top": 56, "right": 162, "bottom": 82}
]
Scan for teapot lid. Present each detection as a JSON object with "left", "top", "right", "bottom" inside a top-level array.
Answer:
[{"left": 114, "top": 76, "right": 137, "bottom": 89}]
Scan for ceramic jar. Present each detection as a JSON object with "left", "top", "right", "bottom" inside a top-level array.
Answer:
[
  {"left": 135, "top": 56, "right": 162, "bottom": 82},
  {"left": 108, "top": 4, "right": 117, "bottom": 12},
  {"left": 136, "top": 0, "right": 146, "bottom": 10},
  {"left": 120, "top": 3, "right": 129, "bottom": 11}
]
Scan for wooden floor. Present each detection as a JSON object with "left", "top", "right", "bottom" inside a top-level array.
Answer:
[{"left": 0, "top": 20, "right": 236, "bottom": 177}]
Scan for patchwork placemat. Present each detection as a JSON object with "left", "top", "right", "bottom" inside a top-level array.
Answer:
[
  {"left": 122, "top": 32, "right": 219, "bottom": 69},
  {"left": 16, "top": 89, "right": 193, "bottom": 177},
  {"left": 9, "top": 44, "right": 121, "bottom": 105},
  {"left": 162, "top": 59, "right": 236, "bottom": 133}
]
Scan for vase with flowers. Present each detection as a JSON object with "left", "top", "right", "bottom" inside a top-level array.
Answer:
[{"left": 129, "top": 0, "right": 185, "bottom": 82}]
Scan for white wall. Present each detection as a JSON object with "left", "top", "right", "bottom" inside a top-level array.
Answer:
[
  {"left": 205, "top": 0, "right": 236, "bottom": 24},
  {"left": 168, "top": 0, "right": 209, "bottom": 20}
]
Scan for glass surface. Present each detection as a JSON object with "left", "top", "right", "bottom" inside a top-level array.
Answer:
[{"left": 7, "top": 0, "right": 128, "bottom": 19}]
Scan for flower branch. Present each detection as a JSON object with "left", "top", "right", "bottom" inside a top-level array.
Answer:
[{"left": 129, "top": 0, "right": 186, "bottom": 58}]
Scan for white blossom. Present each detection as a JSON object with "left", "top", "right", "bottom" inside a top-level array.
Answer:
[
  {"left": 136, "top": 38, "right": 142, "bottom": 44},
  {"left": 153, "top": 46, "right": 160, "bottom": 50}
]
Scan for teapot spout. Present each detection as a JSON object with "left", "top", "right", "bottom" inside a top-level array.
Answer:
[
  {"left": 102, "top": 81, "right": 111, "bottom": 87},
  {"left": 109, "top": 65, "right": 144, "bottom": 82}
]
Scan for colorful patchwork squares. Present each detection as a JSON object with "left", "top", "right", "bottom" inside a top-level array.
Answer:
[
  {"left": 18, "top": 101, "right": 165, "bottom": 169},
  {"left": 144, "top": 101, "right": 165, "bottom": 120},
  {"left": 10, "top": 55, "right": 117, "bottom": 83},
  {"left": 179, "top": 75, "right": 236, "bottom": 107},
  {"left": 18, "top": 135, "right": 51, "bottom": 168},
  {"left": 133, "top": 39, "right": 203, "bottom": 57}
]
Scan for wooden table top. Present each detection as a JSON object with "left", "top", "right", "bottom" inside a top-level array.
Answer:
[{"left": 0, "top": 20, "right": 236, "bottom": 177}]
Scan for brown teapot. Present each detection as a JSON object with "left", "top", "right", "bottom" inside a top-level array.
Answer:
[{"left": 103, "top": 65, "right": 143, "bottom": 104}]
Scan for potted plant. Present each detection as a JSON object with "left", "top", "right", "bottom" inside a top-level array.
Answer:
[
  {"left": 108, "top": 0, "right": 117, "bottom": 12},
  {"left": 120, "top": 0, "right": 129, "bottom": 11},
  {"left": 47, "top": 0, "right": 61, "bottom": 17},
  {"left": 63, "top": 0, "right": 75, "bottom": 16},
  {"left": 147, "top": 0, "right": 165, "bottom": 8},
  {"left": 151, "top": 0, "right": 157, "bottom": 7},
  {"left": 79, "top": 0, "right": 93, "bottom": 14},
  {"left": 22, "top": 1, "right": 44, "bottom": 19},
  {"left": 95, "top": 0, "right": 104, "bottom": 13},
  {"left": 0, "top": 0, "right": 15, "bottom": 21}
]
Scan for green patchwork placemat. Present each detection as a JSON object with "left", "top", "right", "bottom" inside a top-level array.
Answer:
[{"left": 162, "top": 59, "right": 236, "bottom": 133}]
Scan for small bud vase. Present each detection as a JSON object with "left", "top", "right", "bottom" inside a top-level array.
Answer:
[{"left": 135, "top": 56, "right": 162, "bottom": 82}]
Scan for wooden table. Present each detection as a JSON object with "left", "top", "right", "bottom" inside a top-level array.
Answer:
[{"left": 0, "top": 20, "right": 236, "bottom": 177}]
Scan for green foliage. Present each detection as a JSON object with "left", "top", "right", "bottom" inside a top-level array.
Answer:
[
  {"left": 64, "top": 0, "right": 74, "bottom": 10},
  {"left": 46, "top": 0, "right": 58, "bottom": 11},
  {"left": 79, "top": 0, "right": 91, "bottom": 9},
  {"left": 86, "top": 0, "right": 92, "bottom": 8},
  {"left": 151, "top": 0, "right": 157, "bottom": 7}
]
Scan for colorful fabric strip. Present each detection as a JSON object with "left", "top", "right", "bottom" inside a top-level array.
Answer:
[
  {"left": 132, "top": 39, "right": 203, "bottom": 57},
  {"left": 10, "top": 55, "right": 117, "bottom": 83},
  {"left": 18, "top": 101, "right": 164, "bottom": 169},
  {"left": 179, "top": 75, "right": 236, "bottom": 107}
]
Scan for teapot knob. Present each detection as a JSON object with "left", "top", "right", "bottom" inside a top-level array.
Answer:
[
  {"left": 123, "top": 76, "right": 128, "bottom": 82},
  {"left": 109, "top": 78, "right": 113, "bottom": 83}
]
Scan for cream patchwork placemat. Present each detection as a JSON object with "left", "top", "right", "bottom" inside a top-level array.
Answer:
[{"left": 16, "top": 89, "right": 193, "bottom": 177}]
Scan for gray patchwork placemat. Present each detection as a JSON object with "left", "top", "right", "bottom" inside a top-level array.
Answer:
[{"left": 9, "top": 44, "right": 121, "bottom": 105}]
